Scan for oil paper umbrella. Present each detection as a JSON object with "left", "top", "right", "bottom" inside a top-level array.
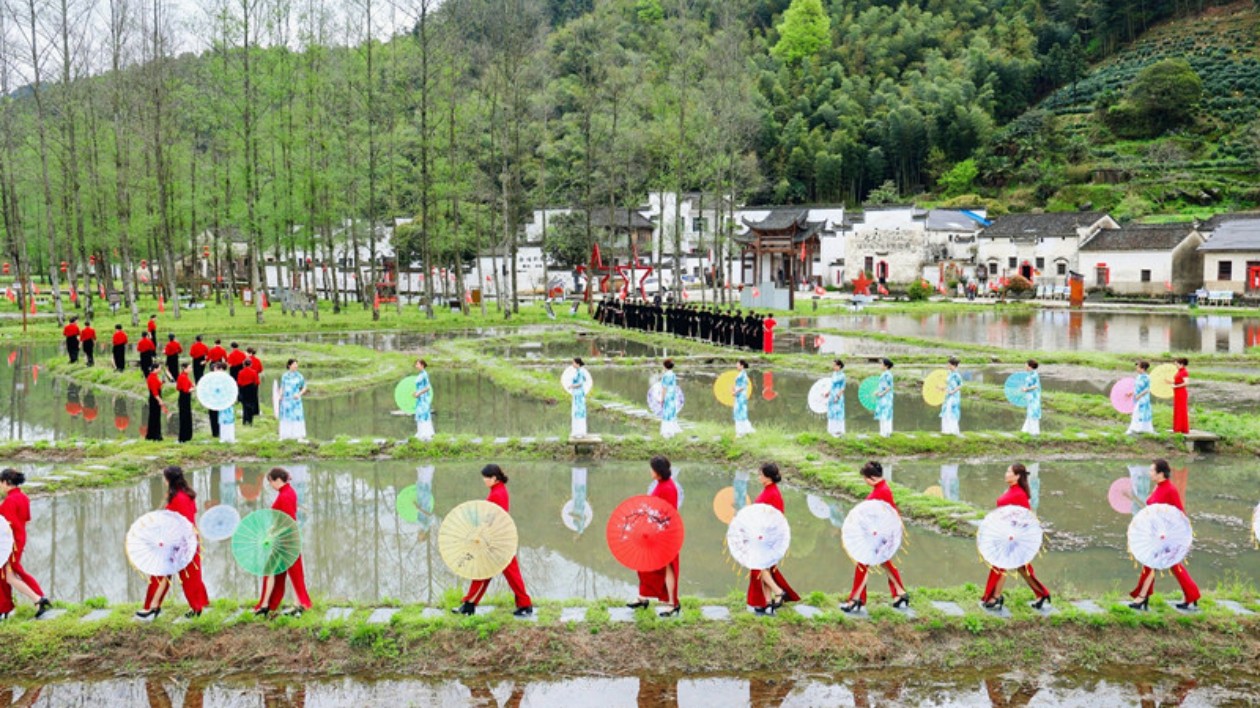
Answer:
[
  {"left": 806, "top": 494, "right": 832, "bottom": 521},
  {"left": 976, "top": 506, "right": 1044, "bottom": 570},
  {"left": 1004, "top": 373, "right": 1029, "bottom": 407},
  {"left": 1150, "top": 363, "right": 1178, "bottom": 400},
  {"left": 605, "top": 495, "right": 686, "bottom": 572},
  {"left": 726, "top": 504, "right": 791, "bottom": 571},
  {"left": 1127, "top": 503, "right": 1194, "bottom": 571},
  {"left": 0, "top": 521, "right": 12, "bottom": 570},
  {"left": 562, "top": 498, "right": 595, "bottom": 534},
  {"left": 712, "top": 486, "right": 752, "bottom": 525},
  {"left": 1253, "top": 502, "right": 1260, "bottom": 545},
  {"left": 841, "top": 500, "right": 904, "bottom": 567},
  {"left": 395, "top": 484, "right": 436, "bottom": 525},
  {"left": 438, "top": 500, "right": 519, "bottom": 580},
  {"left": 713, "top": 370, "right": 751, "bottom": 408},
  {"left": 857, "top": 377, "right": 881, "bottom": 412},
  {"left": 561, "top": 366, "right": 594, "bottom": 396},
  {"left": 921, "top": 369, "right": 949, "bottom": 407},
  {"left": 394, "top": 376, "right": 419, "bottom": 414},
  {"left": 646, "top": 382, "right": 685, "bottom": 416},
  {"left": 199, "top": 505, "right": 242, "bottom": 542},
  {"left": 1108, "top": 478, "right": 1135, "bottom": 515},
  {"left": 231, "top": 509, "right": 302, "bottom": 576},
  {"left": 195, "top": 371, "right": 238, "bottom": 411},
  {"left": 125, "top": 510, "right": 199, "bottom": 577},
  {"left": 1110, "top": 377, "right": 1137, "bottom": 414},
  {"left": 807, "top": 378, "right": 832, "bottom": 415}
]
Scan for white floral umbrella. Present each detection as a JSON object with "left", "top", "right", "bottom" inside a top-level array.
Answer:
[
  {"left": 726, "top": 503, "right": 791, "bottom": 570},
  {"left": 976, "top": 506, "right": 1043, "bottom": 570},
  {"left": 807, "top": 378, "right": 832, "bottom": 415},
  {"left": 125, "top": 510, "right": 198, "bottom": 577},
  {"left": 841, "top": 500, "right": 903, "bottom": 567},
  {"left": 805, "top": 494, "right": 832, "bottom": 520},
  {"left": 196, "top": 371, "right": 238, "bottom": 411},
  {"left": 1127, "top": 503, "right": 1193, "bottom": 570},
  {"left": 646, "top": 382, "right": 685, "bottom": 416},
  {"left": 561, "top": 366, "right": 593, "bottom": 396},
  {"left": 0, "top": 522, "right": 12, "bottom": 568}
]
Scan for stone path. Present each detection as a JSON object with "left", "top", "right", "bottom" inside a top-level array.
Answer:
[{"left": 324, "top": 607, "right": 353, "bottom": 621}]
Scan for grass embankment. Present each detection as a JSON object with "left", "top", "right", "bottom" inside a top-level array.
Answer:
[{"left": 0, "top": 587, "right": 1257, "bottom": 678}]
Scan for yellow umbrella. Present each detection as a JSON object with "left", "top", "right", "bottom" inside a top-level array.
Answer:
[
  {"left": 1150, "top": 363, "right": 1177, "bottom": 400},
  {"left": 712, "top": 486, "right": 752, "bottom": 525},
  {"left": 713, "top": 370, "right": 753, "bottom": 408},
  {"left": 438, "top": 500, "right": 519, "bottom": 580},
  {"left": 922, "top": 369, "right": 949, "bottom": 406}
]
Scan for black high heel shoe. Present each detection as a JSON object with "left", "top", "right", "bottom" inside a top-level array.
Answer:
[
  {"left": 982, "top": 595, "right": 1005, "bottom": 611},
  {"left": 840, "top": 599, "right": 865, "bottom": 614},
  {"left": 134, "top": 607, "right": 161, "bottom": 620},
  {"left": 184, "top": 610, "right": 202, "bottom": 619},
  {"left": 1031, "top": 595, "right": 1052, "bottom": 610},
  {"left": 658, "top": 605, "right": 681, "bottom": 617},
  {"left": 1175, "top": 600, "right": 1198, "bottom": 611},
  {"left": 625, "top": 599, "right": 650, "bottom": 610},
  {"left": 34, "top": 597, "right": 52, "bottom": 619},
  {"left": 450, "top": 602, "right": 476, "bottom": 616},
  {"left": 892, "top": 594, "right": 910, "bottom": 609},
  {"left": 753, "top": 605, "right": 776, "bottom": 616},
  {"left": 1128, "top": 597, "right": 1150, "bottom": 611},
  {"left": 253, "top": 607, "right": 270, "bottom": 618},
  {"left": 770, "top": 592, "right": 787, "bottom": 609}
]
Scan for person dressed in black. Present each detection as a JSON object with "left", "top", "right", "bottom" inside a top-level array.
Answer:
[
  {"left": 175, "top": 362, "right": 195, "bottom": 443},
  {"left": 207, "top": 362, "right": 224, "bottom": 438}
]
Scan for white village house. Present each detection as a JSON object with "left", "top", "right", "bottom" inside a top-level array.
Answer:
[
  {"left": 839, "top": 206, "right": 927, "bottom": 285},
  {"left": 1196, "top": 214, "right": 1260, "bottom": 296},
  {"left": 975, "top": 212, "right": 1119, "bottom": 286},
  {"left": 1078, "top": 223, "right": 1204, "bottom": 295}
]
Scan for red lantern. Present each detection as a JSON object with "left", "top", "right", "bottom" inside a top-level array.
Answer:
[
  {"left": 88, "top": 255, "right": 96, "bottom": 266},
  {"left": 202, "top": 247, "right": 210, "bottom": 259},
  {"left": 2, "top": 263, "right": 9, "bottom": 275},
  {"left": 60, "top": 261, "right": 68, "bottom": 273}
]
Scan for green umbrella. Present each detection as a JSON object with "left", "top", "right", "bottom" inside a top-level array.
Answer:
[
  {"left": 395, "top": 484, "right": 435, "bottom": 524},
  {"left": 394, "top": 376, "right": 419, "bottom": 414},
  {"left": 858, "top": 376, "right": 881, "bottom": 412},
  {"left": 231, "top": 509, "right": 302, "bottom": 576}
]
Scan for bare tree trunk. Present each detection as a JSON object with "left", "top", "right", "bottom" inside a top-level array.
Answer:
[{"left": 22, "top": 0, "right": 67, "bottom": 324}]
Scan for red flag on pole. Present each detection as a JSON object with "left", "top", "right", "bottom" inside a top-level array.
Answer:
[
  {"left": 158, "top": 294, "right": 165, "bottom": 313},
  {"left": 800, "top": 240, "right": 807, "bottom": 263},
  {"left": 262, "top": 291, "right": 269, "bottom": 309},
  {"left": 69, "top": 287, "right": 78, "bottom": 304},
  {"left": 373, "top": 291, "right": 380, "bottom": 309},
  {"left": 29, "top": 297, "right": 36, "bottom": 314}
]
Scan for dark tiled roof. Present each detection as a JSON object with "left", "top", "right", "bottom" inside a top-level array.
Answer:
[
  {"left": 980, "top": 212, "right": 1108, "bottom": 241},
  {"left": 926, "top": 210, "right": 985, "bottom": 232},
  {"left": 742, "top": 208, "right": 811, "bottom": 231},
  {"left": 733, "top": 219, "right": 825, "bottom": 245},
  {"left": 1197, "top": 218, "right": 1260, "bottom": 252},
  {"left": 1080, "top": 224, "right": 1197, "bottom": 252},
  {"left": 588, "top": 207, "right": 654, "bottom": 230},
  {"left": 1195, "top": 212, "right": 1260, "bottom": 233}
]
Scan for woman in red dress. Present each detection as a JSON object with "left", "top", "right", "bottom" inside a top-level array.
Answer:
[
  {"left": 1171, "top": 357, "right": 1190, "bottom": 434},
  {"left": 1130, "top": 459, "right": 1200, "bottom": 611},
  {"left": 841, "top": 461, "right": 909, "bottom": 613},
  {"left": 452, "top": 465, "right": 533, "bottom": 617},
  {"left": 627, "top": 455, "right": 681, "bottom": 617},
  {"left": 135, "top": 467, "right": 210, "bottom": 619},
  {"left": 980, "top": 463, "right": 1051, "bottom": 611},
  {"left": 0, "top": 469, "right": 52, "bottom": 620},
  {"left": 254, "top": 468, "right": 312, "bottom": 617},
  {"left": 747, "top": 462, "right": 799, "bottom": 615}
]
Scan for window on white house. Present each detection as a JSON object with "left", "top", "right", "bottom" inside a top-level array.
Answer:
[
  {"left": 1035, "top": 257, "right": 1045, "bottom": 270},
  {"left": 1140, "top": 270, "right": 1151, "bottom": 283},
  {"left": 692, "top": 217, "right": 707, "bottom": 233},
  {"left": 1218, "top": 261, "right": 1233, "bottom": 280},
  {"left": 1056, "top": 262, "right": 1067, "bottom": 276},
  {"left": 1008, "top": 257, "right": 1017, "bottom": 269}
]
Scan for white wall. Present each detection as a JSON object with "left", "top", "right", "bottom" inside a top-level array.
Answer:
[
  {"left": 1082, "top": 251, "right": 1172, "bottom": 294},
  {"left": 1202, "top": 252, "right": 1260, "bottom": 294},
  {"left": 843, "top": 207, "right": 926, "bottom": 284}
]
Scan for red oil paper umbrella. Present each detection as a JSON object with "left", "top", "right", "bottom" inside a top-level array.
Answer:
[{"left": 605, "top": 495, "right": 685, "bottom": 572}]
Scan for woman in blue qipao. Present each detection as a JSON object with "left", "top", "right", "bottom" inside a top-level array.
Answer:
[
  {"left": 1020, "top": 359, "right": 1042, "bottom": 436},
  {"left": 413, "top": 358, "right": 435, "bottom": 441},
  {"left": 940, "top": 357, "right": 963, "bottom": 436},
  {"left": 733, "top": 359, "right": 754, "bottom": 437},
  {"left": 568, "top": 357, "right": 589, "bottom": 437},
  {"left": 874, "top": 358, "right": 895, "bottom": 438},
  {"left": 827, "top": 359, "right": 846, "bottom": 437},
  {"left": 1126, "top": 360, "right": 1154, "bottom": 435},
  {"left": 278, "top": 359, "right": 308, "bottom": 441},
  {"left": 659, "top": 359, "right": 682, "bottom": 439}
]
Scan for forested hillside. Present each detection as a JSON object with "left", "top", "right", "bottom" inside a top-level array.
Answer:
[{"left": 1, "top": 0, "right": 1256, "bottom": 322}]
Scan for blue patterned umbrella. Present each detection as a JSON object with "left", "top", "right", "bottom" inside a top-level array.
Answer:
[
  {"left": 200, "top": 505, "right": 241, "bottom": 542},
  {"left": 1004, "top": 373, "right": 1029, "bottom": 407},
  {"left": 196, "top": 371, "right": 238, "bottom": 411}
]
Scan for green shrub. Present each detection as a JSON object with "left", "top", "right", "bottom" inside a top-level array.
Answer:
[{"left": 907, "top": 280, "right": 935, "bottom": 301}]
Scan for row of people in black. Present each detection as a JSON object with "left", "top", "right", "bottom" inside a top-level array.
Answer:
[{"left": 594, "top": 297, "right": 767, "bottom": 351}]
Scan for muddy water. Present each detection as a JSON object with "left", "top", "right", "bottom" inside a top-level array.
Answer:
[
  {"left": 791, "top": 310, "right": 1260, "bottom": 354},
  {"left": 11, "top": 458, "right": 1260, "bottom": 606},
  {"left": 1, "top": 668, "right": 1255, "bottom": 706}
]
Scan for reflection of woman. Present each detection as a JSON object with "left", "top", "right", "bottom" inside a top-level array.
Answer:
[
  {"left": 841, "top": 462, "right": 908, "bottom": 613},
  {"left": 255, "top": 468, "right": 311, "bottom": 618},
  {"left": 732, "top": 360, "right": 754, "bottom": 437},
  {"left": 452, "top": 465, "right": 533, "bottom": 617},
  {"left": 0, "top": 469, "right": 52, "bottom": 620},
  {"left": 874, "top": 358, "right": 894, "bottom": 438},
  {"left": 136, "top": 467, "right": 210, "bottom": 619},
  {"left": 659, "top": 359, "right": 682, "bottom": 439},
  {"left": 1171, "top": 357, "right": 1190, "bottom": 434},
  {"left": 1126, "top": 361, "right": 1154, "bottom": 435},
  {"left": 627, "top": 456, "right": 681, "bottom": 617},
  {"left": 413, "top": 359, "right": 434, "bottom": 441},
  {"left": 940, "top": 357, "right": 962, "bottom": 436},
  {"left": 1020, "top": 360, "right": 1042, "bottom": 436},
  {"left": 747, "top": 463, "right": 799, "bottom": 615},
  {"left": 1129, "top": 459, "right": 1199, "bottom": 611},
  {"left": 979, "top": 464, "right": 1051, "bottom": 611},
  {"left": 278, "top": 359, "right": 308, "bottom": 441},
  {"left": 568, "top": 358, "right": 588, "bottom": 437},
  {"left": 827, "top": 360, "right": 846, "bottom": 437}
]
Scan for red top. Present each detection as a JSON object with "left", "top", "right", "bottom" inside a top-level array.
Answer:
[
  {"left": 248, "top": 355, "right": 263, "bottom": 373},
  {"left": 1146, "top": 478, "right": 1185, "bottom": 512},
  {"left": 112, "top": 331, "right": 128, "bottom": 346},
  {"left": 146, "top": 371, "right": 163, "bottom": 398},
  {"left": 207, "top": 345, "right": 227, "bottom": 362},
  {"left": 754, "top": 483, "right": 785, "bottom": 513},
  {"left": 176, "top": 372, "right": 194, "bottom": 394},
  {"left": 237, "top": 366, "right": 259, "bottom": 387},
  {"left": 189, "top": 342, "right": 208, "bottom": 360},
  {"left": 996, "top": 484, "right": 1031, "bottom": 510},
  {"left": 866, "top": 479, "right": 897, "bottom": 510},
  {"left": 147, "top": 319, "right": 156, "bottom": 332},
  {"left": 650, "top": 478, "right": 679, "bottom": 510},
  {"left": 227, "top": 349, "right": 247, "bottom": 367},
  {"left": 763, "top": 317, "right": 777, "bottom": 331},
  {"left": 63, "top": 323, "right": 80, "bottom": 337},
  {"left": 166, "top": 489, "right": 197, "bottom": 527},
  {"left": 80, "top": 326, "right": 96, "bottom": 342},
  {"left": 164, "top": 341, "right": 182, "bottom": 357},
  {"left": 272, "top": 483, "right": 298, "bottom": 520},
  {"left": 487, "top": 481, "right": 510, "bottom": 512},
  {"left": 0, "top": 487, "right": 31, "bottom": 551},
  {"left": 137, "top": 337, "right": 156, "bottom": 354}
]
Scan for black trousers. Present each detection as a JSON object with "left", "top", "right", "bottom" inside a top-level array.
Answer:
[
  {"left": 209, "top": 409, "right": 220, "bottom": 438},
  {"left": 113, "top": 344, "right": 126, "bottom": 371},
  {"left": 66, "top": 336, "right": 79, "bottom": 363},
  {"left": 166, "top": 354, "right": 179, "bottom": 382},
  {"left": 178, "top": 392, "right": 193, "bottom": 442},
  {"left": 83, "top": 340, "right": 95, "bottom": 366},
  {"left": 192, "top": 358, "right": 205, "bottom": 382},
  {"left": 241, "top": 384, "right": 258, "bottom": 425},
  {"left": 145, "top": 393, "right": 163, "bottom": 441}
]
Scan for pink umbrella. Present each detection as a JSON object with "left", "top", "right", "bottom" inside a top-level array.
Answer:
[
  {"left": 1110, "top": 377, "right": 1137, "bottom": 414},
  {"left": 1108, "top": 477, "right": 1134, "bottom": 515}
]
